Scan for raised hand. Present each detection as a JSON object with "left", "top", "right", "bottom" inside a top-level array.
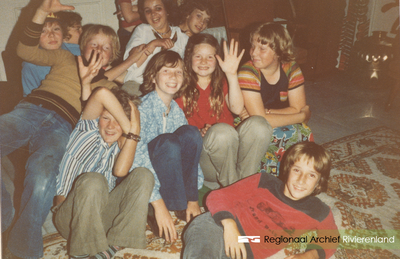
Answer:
[
  {"left": 216, "top": 39, "right": 245, "bottom": 76},
  {"left": 38, "top": 0, "right": 74, "bottom": 14}
]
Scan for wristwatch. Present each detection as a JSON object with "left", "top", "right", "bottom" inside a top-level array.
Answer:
[{"left": 122, "top": 132, "right": 141, "bottom": 142}]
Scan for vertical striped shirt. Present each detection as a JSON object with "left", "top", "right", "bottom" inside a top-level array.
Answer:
[{"left": 56, "top": 118, "right": 120, "bottom": 197}]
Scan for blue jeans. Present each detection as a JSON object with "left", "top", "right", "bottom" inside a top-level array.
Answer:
[
  {"left": 148, "top": 125, "right": 202, "bottom": 210},
  {"left": 0, "top": 101, "right": 72, "bottom": 259},
  {"left": 1, "top": 178, "right": 14, "bottom": 232}
]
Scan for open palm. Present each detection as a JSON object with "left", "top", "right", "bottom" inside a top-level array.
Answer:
[{"left": 216, "top": 39, "right": 245, "bottom": 76}]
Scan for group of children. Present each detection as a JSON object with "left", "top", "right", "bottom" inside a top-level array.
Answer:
[{"left": 0, "top": 0, "right": 338, "bottom": 258}]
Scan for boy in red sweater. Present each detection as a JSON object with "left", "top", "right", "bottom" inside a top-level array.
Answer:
[{"left": 183, "top": 142, "right": 338, "bottom": 259}]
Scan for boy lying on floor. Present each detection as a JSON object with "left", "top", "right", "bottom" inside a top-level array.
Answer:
[{"left": 183, "top": 142, "right": 339, "bottom": 259}]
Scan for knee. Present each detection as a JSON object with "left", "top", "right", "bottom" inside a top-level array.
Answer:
[
  {"left": 179, "top": 125, "right": 202, "bottom": 144},
  {"left": 128, "top": 168, "right": 155, "bottom": 191},
  {"left": 74, "top": 172, "right": 108, "bottom": 195},
  {"left": 204, "top": 124, "right": 237, "bottom": 147},
  {"left": 244, "top": 116, "right": 273, "bottom": 140}
]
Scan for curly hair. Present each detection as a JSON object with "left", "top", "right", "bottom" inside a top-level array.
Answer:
[
  {"left": 137, "top": 0, "right": 178, "bottom": 25},
  {"left": 110, "top": 87, "right": 141, "bottom": 120},
  {"left": 180, "top": 33, "right": 224, "bottom": 120},
  {"left": 79, "top": 24, "right": 120, "bottom": 63},
  {"left": 140, "top": 50, "right": 187, "bottom": 97},
  {"left": 250, "top": 22, "right": 294, "bottom": 63},
  {"left": 174, "top": 0, "right": 213, "bottom": 27},
  {"left": 278, "top": 142, "right": 331, "bottom": 196}
]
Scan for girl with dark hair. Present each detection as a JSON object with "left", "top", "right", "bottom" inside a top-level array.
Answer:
[{"left": 121, "top": 0, "right": 188, "bottom": 93}]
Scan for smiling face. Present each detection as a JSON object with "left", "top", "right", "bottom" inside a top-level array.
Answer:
[
  {"left": 39, "top": 22, "right": 63, "bottom": 50},
  {"left": 98, "top": 109, "right": 123, "bottom": 146},
  {"left": 153, "top": 61, "right": 184, "bottom": 104},
  {"left": 250, "top": 34, "right": 279, "bottom": 71},
  {"left": 143, "top": 0, "right": 169, "bottom": 32},
  {"left": 283, "top": 156, "right": 321, "bottom": 201},
  {"left": 82, "top": 33, "right": 113, "bottom": 67},
  {"left": 191, "top": 43, "right": 217, "bottom": 80},
  {"left": 185, "top": 9, "right": 210, "bottom": 35}
]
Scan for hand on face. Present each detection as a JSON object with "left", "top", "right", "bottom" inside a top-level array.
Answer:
[{"left": 77, "top": 50, "right": 104, "bottom": 86}]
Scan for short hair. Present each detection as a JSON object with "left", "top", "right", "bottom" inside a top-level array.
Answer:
[
  {"left": 140, "top": 50, "right": 187, "bottom": 96},
  {"left": 42, "top": 17, "right": 64, "bottom": 38},
  {"left": 56, "top": 11, "right": 82, "bottom": 41},
  {"left": 175, "top": 0, "right": 213, "bottom": 27},
  {"left": 278, "top": 142, "right": 331, "bottom": 195},
  {"left": 109, "top": 87, "right": 141, "bottom": 120},
  {"left": 137, "top": 0, "right": 178, "bottom": 25},
  {"left": 250, "top": 22, "right": 294, "bottom": 63},
  {"left": 79, "top": 24, "right": 120, "bottom": 63}
]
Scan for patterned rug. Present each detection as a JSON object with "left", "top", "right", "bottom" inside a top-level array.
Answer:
[{"left": 41, "top": 126, "right": 400, "bottom": 259}]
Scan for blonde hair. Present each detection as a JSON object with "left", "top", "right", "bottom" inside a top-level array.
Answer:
[
  {"left": 278, "top": 142, "right": 331, "bottom": 195},
  {"left": 140, "top": 50, "right": 188, "bottom": 97},
  {"left": 79, "top": 24, "right": 120, "bottom": 62},
  {"left": 180, "top": 33, "right": 224, "bottom": 119},
  {"left": 250, "top": 22, "right": 294, "bottom": 62}
]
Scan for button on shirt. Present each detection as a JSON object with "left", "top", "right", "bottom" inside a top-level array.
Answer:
[
  {"left": 130, "top": 91, "right": 204, "bottom": 202},
  {"left": 56, "top": 118, "right": 120, "bottom": 197}
]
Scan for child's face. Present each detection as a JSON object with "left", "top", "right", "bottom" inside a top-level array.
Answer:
[
  {"left": 65, "top": 23, "right": 82, "bottom": 44},
  {"left": 143, "top": 0, "right": 169, "bottom": 32},
  {"left": 191, "top": 43, "right": 217, "bottom": 80},
  {"left": 185, "top": 9, "right": 210, "bottom": 35},
  {"left": 250, "top": 34, "right": 279, "bottom": 70},
  {"left": 98, "top": 109, "right": 123, "bottom": 146},
  {"left": 39, "top": 22, "right": 63, "bottom": 50},
  {"left": 82, "top": 33, "right": 113, "bottom": 67},
  {"left": 153, "top": 62, "right": 184, "bottom": 100},
  {"left": 283, "top": 156, "right": 321, "bottom": 201}
]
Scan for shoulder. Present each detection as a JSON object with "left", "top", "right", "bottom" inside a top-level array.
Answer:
[
  {"left": 238, "top": 61, "right": 261, "bottom": 90},
  {"left": 281, "top": 61, "right": 304, "bottom": 89}
]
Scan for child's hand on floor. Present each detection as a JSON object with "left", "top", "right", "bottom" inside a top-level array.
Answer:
[
  {"left": 216, "top": 39, "right": 245, "bottom": 77},
  {"left": 153, "top": 199, "right": 178, "bottom": 243},
  {"left": 221, "top": 219, "right": 247, "bottom": 259},
  {"left": 186, "top": 201, "right": 201, "bottom": 222}
]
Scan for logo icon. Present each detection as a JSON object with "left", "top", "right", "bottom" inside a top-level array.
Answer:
[{"left": 238, "top": 236, "right": 260, "bottom": 243}]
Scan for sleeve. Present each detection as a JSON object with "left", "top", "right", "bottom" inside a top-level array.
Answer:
[
  {"left": 238, "top": 61, "right": 261, "bottom": 92},
  {"left": 306, "top": 211, "right": 340, "bottom": 258},
  {"left": 124, "top": 24, "right": 146, "bottom": 60},
  {"left": 56, "top": 118, "right": 99, "bottom": 197},
  {"left": 206, "top": 173, "right": 262, "bottom": 226},
  {"left": 284, "top": 61, "right": 305, "bottom": 90}
]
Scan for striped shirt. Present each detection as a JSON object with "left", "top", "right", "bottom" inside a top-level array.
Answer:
[{"left": 56, "top": 118, "right": 119, "bottom": 197}]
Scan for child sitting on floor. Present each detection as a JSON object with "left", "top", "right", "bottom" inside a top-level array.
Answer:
[
  {"left": 53, "top": 81, "right": 154, "bottom": 258},
  {"left": 183, "top": 141, "right": 338, "bottom": 259},
  {"left": 129, "top": 50, "right": 203, "bottom": 244}
]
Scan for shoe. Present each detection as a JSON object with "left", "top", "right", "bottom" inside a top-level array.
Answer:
[
  {"left": 174, "top": 210, "right": 186, "bottom": 222},
  {"left": 147, "top": 204, "right": 161, "bottom": 237}
]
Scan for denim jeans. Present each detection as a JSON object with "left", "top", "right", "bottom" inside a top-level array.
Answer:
[
  {"left": 1, "top": 178, "right": 14, "bottom": 232},
  {"left": 0, "top": 101, "right": 72, "bottom": 259},
  {"left": 148, "top": 125, "right": 202, "bottom": 211}
]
